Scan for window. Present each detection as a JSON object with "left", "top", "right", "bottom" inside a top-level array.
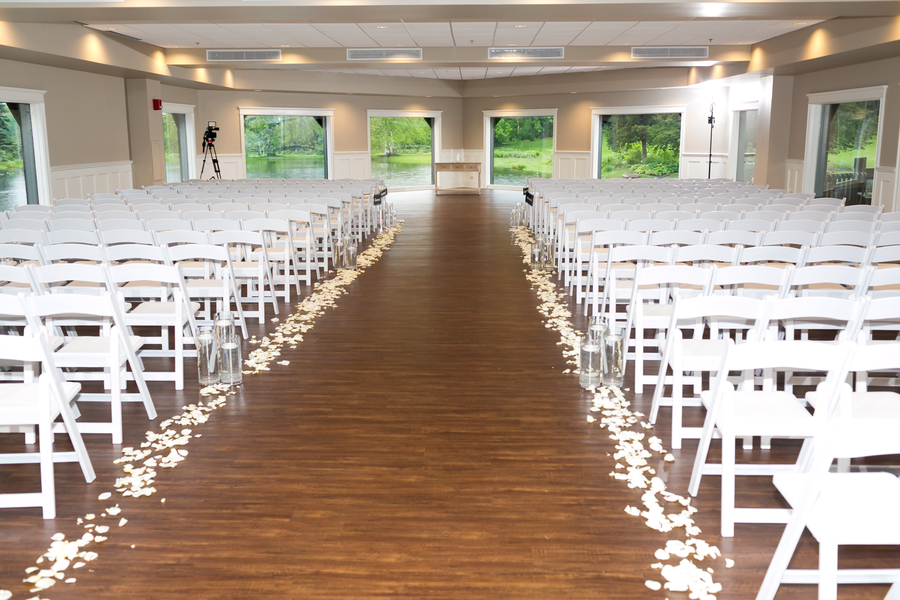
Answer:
[
  {"left": 814, "top": 101, "right": 880, "bottom": 203},
  {"left": 0, "top": 102, "right": 30, "bottom": 210},
  {"left": 735, "top": 110, "right": 758, "bottom": 184},
  {"left": 161, "top": 102, "right": 196, "bottom": 183},
  {"left": 162, "top": 112, "right": 188, "bottom": 184},
  {"left": 240, "top": 109, "right": 333, "bottom": 180},
  {"left": 369, "top": 117, "right": 434, "bottom": 187},
  {"left": 489, "top": 116, "right": 553, "bottom": 186},
  {"left": 803, "top": 86, "right": 887, "bottom": 206},
  {"left": 594, "top": 112, "right": 682, "bottom": 179}
]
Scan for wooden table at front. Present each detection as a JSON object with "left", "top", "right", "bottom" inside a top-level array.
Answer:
[{"left": 434, "top": 162, "right": 482, "bottom": 195}]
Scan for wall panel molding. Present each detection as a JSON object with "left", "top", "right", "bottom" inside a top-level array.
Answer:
[
  {"left": 555, "top": 151, "right": 591, "bottom": 180},
  {"left": 874, "top": 166, "right": 896, "bottom": 212},
  {"left": 195, "top": 154, "right": 243, "bottom": 181},
  {"left": 50, "top": 160, "right": 133, "bottom": 199},
  {"left": 680, "top": 152, "right": 728, "bottom": 180},
  {"left": 333, "top": 151, "right": 370, "bottom": 180},
  {"left": 785, "top": 159, "right": 804, "bottom": 193}
]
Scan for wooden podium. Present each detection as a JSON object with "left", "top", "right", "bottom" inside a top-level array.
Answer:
[{"left": 435, "top": 162, "right": 481, "bottom": 195}]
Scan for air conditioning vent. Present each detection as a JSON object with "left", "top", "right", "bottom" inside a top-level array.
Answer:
[
  {"left": 207, "top": 49, "right": 282, "bottom": 62},
  {"left": 631, "top": 46, "right": 709, "bottom": 59},
  {"left": 347, "top": 48, "right": 423, "bottom": 61},
  {"left": 489, "top": 47, "right": 565, "bottom": 60}
]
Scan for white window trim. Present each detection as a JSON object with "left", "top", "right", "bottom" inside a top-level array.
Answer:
[
  {"left": 0, "top": 85, "right": 51, "bottom": 204},
  {"left": 483, "top": 108, "right": 558, "bottom": 189},
  {"left": 161, "top": 102, "right": 197, "bottom": 181},
  {"left": 728, "top": 105, "right": 759, "bottom": 182},
  {"left": 366, "top": 109, "right": 442, "bottom": 191},
  {"left": 238, "top": 106, "right": 335, "bottom": 180},
  {"left": 590, "top": 105, "right": 687, "bottom": 180},
  {"left": 802, "top": 85, "right": 888, "bottom": 199}
]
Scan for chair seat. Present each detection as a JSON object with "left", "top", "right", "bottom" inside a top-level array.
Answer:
[
  {"left": 700, "top": 390, "right": 813, "bottom": 435},
  {"left": 774, "top": 472, "right": 900, "bottom": 545},
  {"left": 129, "top": 301, "right": 200, "bottom": 318},
  {"left": 57, "top": 335, "right": 145, "bottom": 362},
  {"left": 0, "top": 381, "right": 80, "bottom": 423}
]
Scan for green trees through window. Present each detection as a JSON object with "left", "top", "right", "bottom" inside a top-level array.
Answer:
[
  {"left": 491, "top": 116, "right": 553, "bottom": 185},
  {"left": 0, "top": 102, "right": 26, "bottom": 211},
  {"left": 599, "top": 113, "right": 681, "bottom": 179},
  {"left": 816, "top": 100, "right": 879, "bottom": 204},
  {"left": 243, "top": 115, "right": 326, "bottom": 180},
  {"left": 369, "top": 117, "right": 433, "bottom": 187}
]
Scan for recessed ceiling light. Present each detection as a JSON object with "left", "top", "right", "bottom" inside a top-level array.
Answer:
[
  {"left": 254, "top": 89, "right": 261, "bottom": 92},
  {"left": 426, "top": 95, "right": 431, "bottom": 98},
  {"left": 281, "top": 45, "right": 289, "bottom": 47},
  {"left": 570, "top": 91, "right": 577, "bottom": 94},
  {"left": 376, "top": 26, "right": 388, "bottom": 29},
  {"left": 507, "top": 44, "right": 516, "bottom": 46},
  {"left": 493, "top": 95, "right": 500, "bottom": 98},
  {"left": 514, "top": 25, "right": 526, "bottom": 28},
  {"left": 793, "top": 22, "right": 808, "bottom": 26}
]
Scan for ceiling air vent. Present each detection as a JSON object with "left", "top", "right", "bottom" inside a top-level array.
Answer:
[
  {"left": 347, "top": 48, "right": 423, "bottom": 61},
  {"left": 489, "top": 47, "right": 565, "bottom": 60},
  {"left": 207, "top": 49, "right": 282, "bottom": 62},
  {"left": 631, "top": 46, "right": 709, "bottom": 59}
]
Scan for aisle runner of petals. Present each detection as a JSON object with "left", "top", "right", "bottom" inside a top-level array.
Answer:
[
  {"left": 512, "top": 226, "right": 733, "bottom": 600},
  {"left": 2, "top": 223, "right": 403, "bottom": 600}
]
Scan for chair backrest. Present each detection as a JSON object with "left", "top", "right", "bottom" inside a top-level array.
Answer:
[
  {"left": 761, "top": 229, "right": 819, "bottom": 248},
  {"left": 739, "top": 244, "right": 804, "bottom": 266},
  {"left": 711, "top": 264, "right": 793, "bottom": 298},
  {"left": 787, "top": 264, "right": 869, "bottom": 298},
  {"left": 609, "top": 210, "right": 653, "bottom": 221},
  {"left": 647, "top": 230, "right": 705, "bottom": 247},
  {"left": 97, "top": 219, "right": 146, "bottom": 231},
  {"left": 727, "top": 219, "right": 776, "bottom": 233},
  {"left": 697, "top": 211, "right": 739, "bottom": 222},
  {"left": 802, "top": 243, "right": 869, "bottom": 266},
  {"left": 154, "top": 229, "right": 209, "bottom": 246},
  {"left": 51, "top": 211, "right": 94, "bottom": 220},
  {"left": 824, "top": 220, "right": 876, "bottom": 234},
  {"left": 761, "top": 296, "right": 867, "bottom": 340},
  {"left": 146, "top": 219, "right": 193, "bottom": 232},
  {"left": 38, "top": 242, "right": 106, "bottom": 264},
  {"left": 0, "top": 242, "right": 43, "bottom": 264},
  {"left": 47, "top": 218, "right": 97, "bottom": 232},
  {"left": 225, "top": 210, "right": 268, "bottom": 222},
  {"left": 817, "top": 230, "right": 875, "bottom": 248},
  {"left": 192, "top": 218, "right": 242, "bottom": 232},
  {"left": 666, "top": 290, "right": 769, "bottom": 338},
  {"left": 626, "top": 218, "right": 673, "bottom": 232},
  {"left": 705, "top": 229, "right": 760, "bottom": 248},
  {"left": 103, "top": 243, "right": 168, "bottom": 264},
  {"left": 805, "top": 197, "right": 844, "bottom": 207},
  {"left": 98, "top": 228, "right": 156, "bottom": 246},
  {"left": 0, "top": 228, "right": 47, "bottom": 245},
  {"left": 673, "top": 244, "right": 738, "bottom": 266}
]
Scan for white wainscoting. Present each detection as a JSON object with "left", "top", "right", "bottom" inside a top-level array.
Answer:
[
  {"left": 874, "top": 166, "right": 896, "bottom": 213},
  {"left": 195, "top": 154, "right": 244, "bottom": 181},
  {"left": 555, "top": 151, "right": 592, "bottom": 180},
  {"left": 785, "top": 159, "right": 805, "bottom": 193},
  {"left": 333, "top": 151, "right": 370, "bottom": 180},
  {"left": 50, "top": 160, "right": 133, "bottom": 200},
  {"left": 680, "top": 153, "right": 729, "bottom": 180}
]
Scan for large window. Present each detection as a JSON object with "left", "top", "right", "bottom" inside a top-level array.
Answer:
[
  {"left": 735, "top": 110, "right": 758, "bottom": 184},
  {"left": 814, "top": 100, "right": 880, "bottom": 204},
  {"left": 595, "top": 112, "right": 682, "bottom": 179},
  {"left": 369, "top": 117, "right": 434, "bottom": 187},
  {"left": 0, "top": 102, "right": 27, "bottom": 211},
  {"left": 490, "top": 116, "right": 553, "bottom": 186},
  {"left": 163, "top": 112, "right": 187, "bottom": 184},
  {"left": 803, "top": 86, "right": 887, "bottom": 206},
  {"left": 243, "top": 114, "right": 327, "bottom": 180}
]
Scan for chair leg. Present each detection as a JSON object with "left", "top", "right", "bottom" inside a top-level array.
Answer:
[
  {"left": 818, "top": 542, "right": 838, "bottom": 600},
  {"left": 175, "top": 323, "right": 184, "bottom": 391},
  {"left": 38, "top": 398, "right": 56, "bottom": 519},
  {"left": 721, "top": 428, "right": 736, "bottom": 538},
  {"left": 671, "top": 356, "right": 684, "bottom": 450},
  {"left": 634, "top": 321, "right": 644, "bottom": 395}
]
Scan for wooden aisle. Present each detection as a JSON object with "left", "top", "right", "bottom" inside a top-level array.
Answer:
[{"left": 0, "top": 190, "right": 895, "bottom": 599}]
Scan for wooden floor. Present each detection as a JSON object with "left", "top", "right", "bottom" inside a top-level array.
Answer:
[{"left": 1, "top": 190, "right": 897, "bottom": 599}]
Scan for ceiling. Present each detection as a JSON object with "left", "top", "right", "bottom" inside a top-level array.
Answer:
[{"left": 2, "top": 0, "right": 900, "bottom": 85}]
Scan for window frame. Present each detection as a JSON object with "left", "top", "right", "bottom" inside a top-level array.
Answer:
[
  {"left": 238, "top": 106, "right": 335, "bottom": 180},
  {"left": 0, "top": 85, "right": 51, "bottom": 205},
  {"left": 483, "top": 108, "right": 557, "bottom": 189},
  {"left": 366, "top": 109, "right": 442, "bottom": 191},
  {"left": 590, "top": 105, "right": 686, "bottom": 180},
  {"left": 802, "top": 85, "right": 888, "bottom": 202},
  {"left": 728, "top": 102, "right": 759, "bottom": 183},
  {"left": 161, "top": 102, "right": 197, "bottom": 182}
]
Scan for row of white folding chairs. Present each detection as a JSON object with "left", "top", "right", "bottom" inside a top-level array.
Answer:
[{"left": 569, "top": 229, "right": 900, "bottom": 309}]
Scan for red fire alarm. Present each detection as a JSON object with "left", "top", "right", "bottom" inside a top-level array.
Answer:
[{"left": 152, "top": 99, "right": 163, "bottom": 110}]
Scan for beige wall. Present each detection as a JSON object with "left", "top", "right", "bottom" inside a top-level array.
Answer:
[
  {"left": 0, "top": 58, "right": 129, "bottom": 167},
  {"left": 194, "top": 90, "right": 464, "bottom": 155},
  {"left": 788, "top": 54, "right": 900, "bottom": 169}
]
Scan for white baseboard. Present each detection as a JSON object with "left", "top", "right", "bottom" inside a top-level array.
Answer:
[{"left": 50, "top": 160, "right": 133, "bottom": 200}]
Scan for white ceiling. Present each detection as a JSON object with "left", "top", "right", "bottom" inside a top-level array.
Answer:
[
  {"left": 87, "top": 18, "right": 821, "bottom": 50},
  {"left": 311, "top": 65, "right": 614, "bottom": 79}
]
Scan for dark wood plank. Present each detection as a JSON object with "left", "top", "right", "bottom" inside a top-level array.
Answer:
[{"left": 0, "top": 190, "right": 896, "bottom": 599}]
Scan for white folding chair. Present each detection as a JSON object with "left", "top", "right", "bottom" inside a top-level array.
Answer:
[
  {"left": 688, "top": 337, "right": 855, "bottom": 537},
  {"left": 0, "top": 293, "right": 95, "bottom": 519},
  {"left": 208, "top": 229, "right": 279, "bottom": 324},
  {"left": 22, "top": 289, "right": 156, "bottom": 443}
]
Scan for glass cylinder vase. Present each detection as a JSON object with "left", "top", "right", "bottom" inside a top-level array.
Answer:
[
  {"left": 579, "top": 340, "right": 601, "bottom": 390},
  {"left": 197, "top": 326, "right": 219, "bottom": 386},
  {"left": 218, "top": 333, "right": 243, "bottom": 386},
  {"left": 602, "top": 326, "right": 625, "bottom": 389}
]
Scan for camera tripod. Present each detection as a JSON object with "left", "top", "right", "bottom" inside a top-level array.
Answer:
[{"left": 200, "top": 141, "right": 221, "bottom": 179}]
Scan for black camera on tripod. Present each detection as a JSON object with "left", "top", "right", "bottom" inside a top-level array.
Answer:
[
  {"left": 202, "top": 121, "right": 219, "bottom": 151},
  {"left": 200, "top": 121, "right": 221, "bottom": 179}
]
